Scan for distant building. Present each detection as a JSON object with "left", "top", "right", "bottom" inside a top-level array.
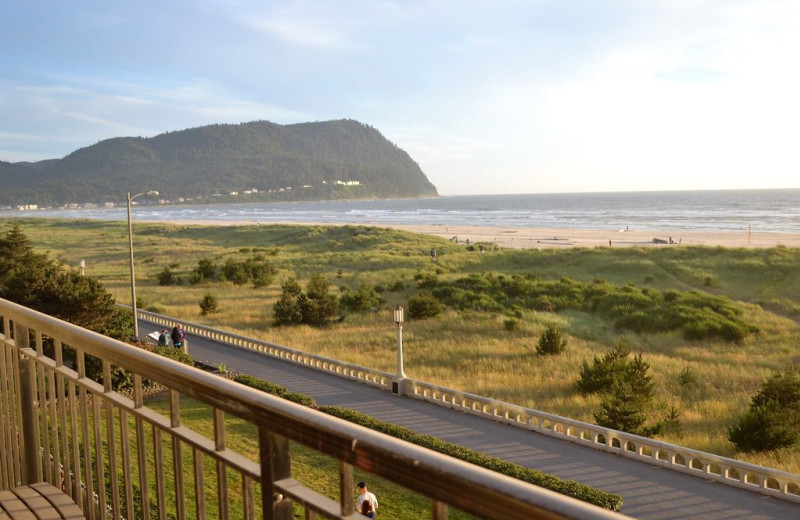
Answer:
[
  {"left": 16, "top": 204, "right": 38, "bottom": 211},
  {"left": 103, "top": 202, "right": 115, "bottom": 208}
]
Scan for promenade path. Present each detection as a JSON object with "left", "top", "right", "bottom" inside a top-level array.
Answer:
[{"left": 142, "top": 319, "right": 799, "bottom": 519}]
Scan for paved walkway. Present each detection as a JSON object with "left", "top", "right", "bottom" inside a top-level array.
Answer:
[{"left": 143, "top": 319, "right": 799, "bottom": 519}]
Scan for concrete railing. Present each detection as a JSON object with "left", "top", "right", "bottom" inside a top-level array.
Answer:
[
  {"left": 136, "top": 308, "right": 800, "bottom": 506},
  {"left": 1, "top": 298, "right": 630, "bottom": 520},
  {"left": 140, "top": 309, "right": 393, "bottom": 390}
]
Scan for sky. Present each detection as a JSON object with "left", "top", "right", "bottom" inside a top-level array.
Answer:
[{"left": 1, "top": 1, "right": 799, "bottom": 196}]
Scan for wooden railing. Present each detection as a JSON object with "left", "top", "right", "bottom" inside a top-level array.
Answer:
[
  {"left": 136, "top": 309, "right": 800, "bottom": 506},
  {"left": 0, "top": 299, "right": 629, "bottom": 520}
]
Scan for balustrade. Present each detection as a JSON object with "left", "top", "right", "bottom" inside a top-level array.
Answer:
[{"left": 1, "top": 299, "right": 627, "bottom": 519}]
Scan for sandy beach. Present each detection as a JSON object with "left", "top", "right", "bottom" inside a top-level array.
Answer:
[{"left": 158, "top": 219, "right": 800, "bottom": 249}]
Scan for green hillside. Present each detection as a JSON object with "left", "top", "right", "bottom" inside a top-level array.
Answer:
[{"left": 0, "top": 119, "right": 438, "bottom": 206}]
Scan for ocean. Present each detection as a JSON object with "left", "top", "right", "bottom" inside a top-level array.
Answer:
[{"left": 3, "top": 189, "right": 799, "bottom": 233}]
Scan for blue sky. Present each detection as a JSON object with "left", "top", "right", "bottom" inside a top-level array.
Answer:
[{"left": 2, "top": 1, "right": 799, "bottom": 195}]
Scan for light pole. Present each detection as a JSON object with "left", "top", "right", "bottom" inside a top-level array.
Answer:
[
  {"left": 127, "top": 190, "right": 159, "bottom": 339},
  {"left": 393, "top": 305, "right": 405, "bottom": 394}
]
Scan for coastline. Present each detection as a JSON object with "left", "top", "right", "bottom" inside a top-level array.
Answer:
[{"left": 152, "top": 219, "right": 800, "bottom": 249}]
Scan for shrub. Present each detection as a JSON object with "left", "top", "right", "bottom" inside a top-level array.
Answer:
[
  {"left": 194, "top": 257, "right": 216, "bottom": 280},
  {"left": 320, "top": 406, "right": 622, "bottom": 511},
  {"left": 273, "top": 274, "right": 339, "bottom": 326},
  {"left": 340, "top": 283, "right": 381, "bottom": 312},
  {"left": 678, "top": 367, "right": 698, "bottom": 387},
  {"left": 152, "top": 346, "right": 194, "bottom": 366},
  {"left": 727, "top": 403, "right": 798, "bottom": 452},
  {"left": 575, "top": 341, "right": 633, "bottom": 395},
  {"left": 156, "top": 266, "right": 180, "bottom": 286},
  {"left": 273, "top": 278, "right": 305, "bottom": 325},
  {"left": 234, "top": 374, "right": 318, "bottom": 408},
  {"left": 220, "top": 258, "right": 250, "bottom": 285},
  {"left": 301, "top": 273, "right": 340, "bottom": 326},
  {"left": 728, "top": 369, "right": 800, "bottom": 452},
  {"left": 407, "top": 292, "right": 443, "bottom": 319},
  {"left": 413, "top": 272, "right": 438, "bottom": 290},
  {"left": 199, "top": 293, "right": 219, "bottom": 316},
  {"left": 503, "top": 318, "right": 519, "bottom": 332},
  {"left": 593, "top": 381, "right": 662, "bottom": 437},
  {"left": 536, "top": 326, "right": 567, "bottom": 356}
]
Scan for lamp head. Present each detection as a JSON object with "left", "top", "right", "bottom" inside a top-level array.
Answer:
[{"left": 394, "top": 305, "right": 404, "bottom": 325}]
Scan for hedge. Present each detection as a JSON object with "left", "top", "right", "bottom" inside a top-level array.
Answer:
[
  {"left": 234, "top": 374, "right": 319, "bottom": 408},
  {"left": 233, "top": 374, "right": 623, "bottom": 511},
  {"left": 320, "top": 406, "right": 623, "bottom": 512}
]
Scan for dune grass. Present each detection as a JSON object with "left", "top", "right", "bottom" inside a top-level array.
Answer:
[{"left": 6, "top": 217, "right": 800, "bottom": 475}]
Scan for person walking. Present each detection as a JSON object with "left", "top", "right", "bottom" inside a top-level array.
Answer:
[
  {"left": 177, "top": 323, "right": 188, "bottom": 353},
  {"left": 171, "top": 325, "right": 183, "bottom": 350},
  {"left": 355, "top": 481, "right": 378, "bottom": 518},
  {"left": 157, "top": 329, "right": 169, "bottom": 347}
]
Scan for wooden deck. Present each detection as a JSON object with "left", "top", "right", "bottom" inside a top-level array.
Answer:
[{"left": 0, "top": 483, "right": 83, "bottom": 520}]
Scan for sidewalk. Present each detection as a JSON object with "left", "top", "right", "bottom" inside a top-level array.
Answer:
[{"left": 142, "top": 319, "right": 800, "bottom": 519}]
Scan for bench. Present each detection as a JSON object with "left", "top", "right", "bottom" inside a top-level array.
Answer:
[{"left": 0, "top": 483, "right": 84, "bottom": 519}]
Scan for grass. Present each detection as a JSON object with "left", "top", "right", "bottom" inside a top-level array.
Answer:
[{"left": 6, "top": 217, "right": 800, "bottom": 474}]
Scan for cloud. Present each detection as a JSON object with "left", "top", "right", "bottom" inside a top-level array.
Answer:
[{"left": 0, "top": 76, "right": 314, "bottom": 160}]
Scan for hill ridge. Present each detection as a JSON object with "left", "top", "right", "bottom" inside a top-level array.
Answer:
[{"left": 0, "top": 119, "right": 438, "bottom": 207}]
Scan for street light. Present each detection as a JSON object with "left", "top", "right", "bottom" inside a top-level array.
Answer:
[
  {"left": 127, "top": 190, "right": 159, "bottom": 339},
  {"left": 393, "top": 305, "right": 405, "bottom": 394}
]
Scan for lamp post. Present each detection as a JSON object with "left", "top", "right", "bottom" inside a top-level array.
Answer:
[
  {"left": 393, "top": 305, "right": 405, "bottom": 394},
  {"left": 127, "top": 190, "right": 159, "bottom": 339}
]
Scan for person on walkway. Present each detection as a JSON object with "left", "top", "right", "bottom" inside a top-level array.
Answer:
[
  {"left": 356, "top": 481, "right": 378, "bottom": 518},
  {"left": 177, "top": 323, "right": 188, "bottom": 352},
  {"left": 171, "top": 325, "right": 183, "bottom": 349},
  {"left": 157, "top": 329, "right": 169, "bottom": 347}
]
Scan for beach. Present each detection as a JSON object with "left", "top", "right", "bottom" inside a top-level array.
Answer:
[{"left": 157, "top": 219, "right": 800, "bottom": 249}]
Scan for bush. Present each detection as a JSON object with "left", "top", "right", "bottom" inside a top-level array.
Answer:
[
  {"left": 194, "top": 257, "right": 216, "bottom": 280},
  {"left": 273, "top": 278, "right": 305, "bottom": 325},
  {"left": 575, "top": 341, "right": 633, "bottom": 395},
  {"left": 536, "top": 326, "right": 567, "bottom": 356},
  {"left": 728, "top": 369, "right": 800, "bottom": 452},
  {"left": 199, "top": 293, "right": 219, "bottom": 316},
  {"left": 407, "top": 292, "right": 443, "bottom": 319},
  {"left": 273, "top": 274, "right": 339, "bottom": 326},
  {"left": 320, "top": 406, "right": 622, "bottom": 511},
  {"left": 594, "top": 381, "right": 662, "bottom": 437},
  {"left": 156, "top": 266, "right": 180, "bottom": 286},
  {"left": 341, "top": 283, "right": 381, "bottom": 312},
  {"left": 234, "top": 374, "right": 318, "bottom": 408},
  {"left": 727, "top": 403, "right": 798, "bottom": 452},
  {"left": 503, "top": 318, "right": 519, "bottom": 332},
  {"left": 152, "top": 346, "right": 194, "bottom": 366},
  {"left": 577, "top": 341, "right": 659, "bottom": 436},
  {"left": 301, "top": 273, "right": 339, "bottom": 326}
]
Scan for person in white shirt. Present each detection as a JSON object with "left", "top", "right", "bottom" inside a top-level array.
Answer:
[{"left": 355, "top": 481, "right": 378, "bottom": 518}]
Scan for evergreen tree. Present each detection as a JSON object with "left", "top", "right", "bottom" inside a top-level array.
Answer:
[
  {"left": 728, "top": 368, "right": 800, "bottom": 452},
  {"left": 301, "top": 273, "right": 339, "bottom": 326},
  {"left": 273, "top": 278, "right": 305, "bottom": 325}
]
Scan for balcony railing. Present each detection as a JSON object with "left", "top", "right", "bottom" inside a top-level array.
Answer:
[
  {"left": 0, "top": 298, "right": 628, "bottom": 520},
  {"left": 139, "top": 309, "right": 800, "bottom": 505}
]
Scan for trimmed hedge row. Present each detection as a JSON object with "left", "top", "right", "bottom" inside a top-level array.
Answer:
[
  {"left": 321, "top": 406, "right": 623, "bottom": 512},
  {"left": 233, "top": 373, "right": 623, "bottom": 511},
  {"left": 234, "top": 374, "right": 319, "bottom": 408}
]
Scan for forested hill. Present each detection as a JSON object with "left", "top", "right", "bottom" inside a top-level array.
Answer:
[{"left": 0, "top": 119, "right": 439, "bottom": 207}]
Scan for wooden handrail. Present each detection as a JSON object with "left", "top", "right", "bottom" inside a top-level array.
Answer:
[{"left": 1, "top": 298, "right": 628, "bottom": 520}]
